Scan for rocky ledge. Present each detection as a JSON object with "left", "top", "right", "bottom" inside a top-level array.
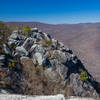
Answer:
[{"left": 0, "top": 28, "right": 100, "bottom": 99}]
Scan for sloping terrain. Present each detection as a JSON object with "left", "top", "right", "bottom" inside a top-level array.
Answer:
[
  {"left": 6, "top": 22, "right": 100, "bottom": 82},
  {"left": 0, "top": 28, "right": 100, "bottom": 98}
]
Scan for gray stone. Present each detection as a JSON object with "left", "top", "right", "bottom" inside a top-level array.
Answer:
[
  {"left": 0, "top": 55, "right": 5, "bottom": 66},
  {"left": 31, "top": 27, "right": 38, "bottom": 32},
  {"left": 0, "top": 89, "right": 9, "bottom": 94},
  {"left": 44, "top": 68, "right": 63, "bottom": 83},
  {"left": 10, "top": 33, "right": 19, "bottom": 40},
  {"left": 30, "top": 32, "right": 44, "bottom": 42},
  {"left": 8, "top": 31, "right": 26, "bottom": 47},
  {"left": 8, "top": 39, "right": 18, "bottom": 46},
  {"left": 22, "top": 37, "right": 36, "bottom": 51},
  {"left": 44, "top": 51, "right": 51, "bottom": 59},
  {"left": 53, "top": 50, "right": 67, "bottom": 63},
  {"left": 70, "top": 74, "right": 99, "bottom": 98},
  {"left": 0, "top": 55, "right": 5, "bottom": 60},
  {"left": 15, "top": 46, "right": 28, "bottom": 57},
  {"left": 43, "top": 32, "right": 51, "bottom": 41},
  {"left": 33, "top": 52, "right": 44, "bottom": 65},
  {"left": 50, "top": 59, "right": 68, "bottom": 79},
  {"left": 3, "top": 44, "right": 12, "bottom": 55},
  {"left": 51, "top": 38, "right": 59, "bottom": 49},
  {"left": 30, "top": 44, "right": 46, "bottom": 58}
]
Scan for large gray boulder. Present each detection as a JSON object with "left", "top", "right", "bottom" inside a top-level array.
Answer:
[
  {"left": 33, "top": 52, "right": 44, "bottom": 65},
  {"left": 30, "top": 44, "right": 46, "bottom": 65},
  {"left": 51, "top": 39, "right": 59, "bottom": 50},
  {"left": 53, "top": 50, "right": 67, "bottom": 63},
  {"left": 15, "top": 46, "right": 28, "bottom": 57},
  {"left": 8, "top": 31, "right": 26, "bottom": 47},
  {"left": 50, "top": 59, "right": 68, "bottom": 79},
  {"left": 44, "top": 68, "right": 63, "bottom": 83},
  {"left": 30, "top": 32, "right": 44, "bottom": 41},
  {"left": 30, "top": 44, "right": 46, "bottom": 57},
  {"left": 22, "top": 37, "right": 36, "bottom": 51},
  {"left": 10, "top": 33, "right": 18, "bottom": 40}
]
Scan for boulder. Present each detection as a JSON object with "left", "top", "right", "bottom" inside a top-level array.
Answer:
[
  {"left": 9, "top": 33, "right": 19, "bottom": 40},
  {"left": 8, "top": 39, "right": 18, "bottom": 46},
  {"left": 0, "top": 89, "right": 10, "bottom": 94},
  {"left": 50, "top": 59, "right": 68, "bottom": 79},
  {"left": 30, "top": 32, "right": 45, "bottom": 42},
  {"left": 8, "top": 31, "right": 26, "bottom": 47},
  {"left": 15, "top": 46, "right": 28, "bottom": 57},
  {"left": 31, "top": 27, "right": 38, "bottom": 32},
  {"left": 44, "top": 68, "right": 63, "bottom": 83},
  {"left": 3, "top": 44, "right": 12, "bottom": 55},
  {"left": 53, "top": 50, "right": 67, "bottom": 63},
  {"left": 43, "top": 32, "right": 51, "bottom": 41},
  {"left": 22, "top": 37, "right": 36, "bottom": 51},
  {"left": 33, "top": 52, "right": 43, "bottom": 65},
  {"left": 51, "top": 39, "right": 59, "bottom": 50},
  {"left": 30, "top": 44, "right": 46, "bottom": 58},
  {"left": 0, "top": 55, "right": 5, "bottom": 66}
]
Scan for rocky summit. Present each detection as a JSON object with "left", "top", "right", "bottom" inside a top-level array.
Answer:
[{"left": 0, "top": 28, "right": 100, "bottom": 99}]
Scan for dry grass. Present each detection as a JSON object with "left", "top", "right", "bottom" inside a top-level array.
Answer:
[
  {"left": 21, "top": 58, "right": 44, "bottom": 95},
  {"left": 21, "top": 58, "right": 73, "bottom": 96}
]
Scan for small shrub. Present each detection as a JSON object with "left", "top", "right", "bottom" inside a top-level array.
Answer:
[
  {"left": 24, "top": 26, "right": 31, "bottom": 37},
  {"left": 44, "top": 37, "right": 52, "bottom": 47},
  {"left": 8, "top": 60, "right": 18, "bottom": 69},
  {"left": 80, "top": 71, "right": 88, "bottom": 81},
  {"left": 0, "top": 22, "right": 8, "bottom": 34}
]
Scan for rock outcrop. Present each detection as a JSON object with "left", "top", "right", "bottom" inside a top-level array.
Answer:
[{"left": 0, "top": 28, "right": 100, "bottom": 98}]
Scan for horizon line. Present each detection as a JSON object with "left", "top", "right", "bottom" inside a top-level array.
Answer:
[{"left": 3, "top": 21, "right": 100, "bottom": 25}]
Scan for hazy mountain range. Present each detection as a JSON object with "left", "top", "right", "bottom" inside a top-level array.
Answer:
[{"left": 6, "top": 22, "right": 100, "bottom": 82}]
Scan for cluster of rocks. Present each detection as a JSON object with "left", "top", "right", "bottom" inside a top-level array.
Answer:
[
  {"left": 0, "top": 54, "right": 26, "bottom": 94},
  {"left": 0, "top": 28, "right": 100, "bottom": 98}
]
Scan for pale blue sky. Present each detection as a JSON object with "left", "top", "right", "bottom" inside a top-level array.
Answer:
[{"left": 0, "top": 0, "right": 100, "bottom": 24}]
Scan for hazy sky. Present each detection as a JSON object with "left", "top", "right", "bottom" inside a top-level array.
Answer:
[{"left": 0, "top": 0, "right": 100, "bottom": 24}]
